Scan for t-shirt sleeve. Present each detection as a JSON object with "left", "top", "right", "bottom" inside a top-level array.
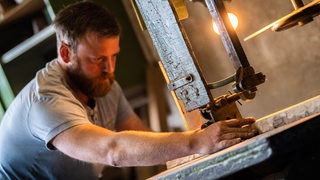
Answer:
[{"left": 28, "top": 95, "right": 90, "bottom": 150}]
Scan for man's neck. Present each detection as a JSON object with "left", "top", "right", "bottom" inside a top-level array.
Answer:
[
  {"left": 64, "top": 72, "right": 90, "bottom": 106},
  {"left": 58, "top": 59, "right": 93, "bottom": 107}
]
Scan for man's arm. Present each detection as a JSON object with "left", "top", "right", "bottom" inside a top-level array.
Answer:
[{"left": 51, "top": 118, "right": 256, "bottom": 167}]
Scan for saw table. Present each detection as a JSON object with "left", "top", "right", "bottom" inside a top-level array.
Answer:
[{"left": 148, "top": 95, "right": 320, "bottom": 179}]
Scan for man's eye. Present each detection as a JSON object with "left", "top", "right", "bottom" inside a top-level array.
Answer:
[{"left": 91, "top": 57, "right": 104, "bottom": 64}]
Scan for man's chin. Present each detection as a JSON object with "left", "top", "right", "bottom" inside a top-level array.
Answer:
[{"left": 92, "top": 82, "right": 113, "bottom": 97}]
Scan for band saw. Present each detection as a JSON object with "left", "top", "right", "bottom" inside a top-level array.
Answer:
[{"left": 131, "top": 0, "right": 320, "bottom": 178}]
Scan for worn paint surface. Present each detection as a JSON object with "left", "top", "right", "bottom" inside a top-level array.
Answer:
[{"left": 135, "top": 0, "right": 212, "bottom": 111}]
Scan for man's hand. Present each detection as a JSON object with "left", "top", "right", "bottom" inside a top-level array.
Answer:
[{"left": 190, "top": 117, "right": 258, "bottom": 154}]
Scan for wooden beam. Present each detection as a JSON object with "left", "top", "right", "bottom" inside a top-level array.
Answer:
[{"left": 134, "top": 0, "right": 212, "bottom": 112}]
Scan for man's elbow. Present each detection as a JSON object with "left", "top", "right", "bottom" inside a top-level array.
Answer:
[{"left": 102, "top": 142, "right": 126, "bottom": 167}]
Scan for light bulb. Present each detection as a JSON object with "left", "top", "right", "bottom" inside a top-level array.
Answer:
[{"left": 213, "top": 13, "right": 238, "bottom": 34}]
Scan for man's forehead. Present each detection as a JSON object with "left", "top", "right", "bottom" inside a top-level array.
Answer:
[{"left": 77, "top": 32, "right": 120, "bottom": 54}]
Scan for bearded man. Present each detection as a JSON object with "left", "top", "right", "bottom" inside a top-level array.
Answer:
[{"left": 0, "top": 1, "right": 257, "bottom": 179}]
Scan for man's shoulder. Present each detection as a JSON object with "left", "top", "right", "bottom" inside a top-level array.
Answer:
[{"left": 34, "top": 59, "right": 73, "bottom": 98}]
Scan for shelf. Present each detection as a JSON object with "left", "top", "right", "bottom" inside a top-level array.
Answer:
[
  {"left": 0, "top": 0, "right": 45, "bottom": 27},
  {"left": 1, "top": 24, "right": 55, "bottom": 64}
]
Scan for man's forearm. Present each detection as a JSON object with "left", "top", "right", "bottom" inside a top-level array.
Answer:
[
  {"left": 52, "top": 124, "right": 197, "bottom": 167},
  {"left": 52, "top": 119, "right": 257, "bottom": 167},
  {"left": 104, "top": 130, "right": 197, "bottom": 167}
]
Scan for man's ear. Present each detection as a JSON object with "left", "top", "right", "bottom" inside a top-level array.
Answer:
[{"left": 59, "top": 42, "right": 71, "bottom": 63}]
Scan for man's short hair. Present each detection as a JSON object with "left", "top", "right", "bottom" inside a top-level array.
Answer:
[{"left": 53, "top": 1, "right": 121, "bottom": 51}]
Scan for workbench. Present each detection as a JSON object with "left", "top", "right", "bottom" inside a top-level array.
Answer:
[{"left": 149, "top": 95, "right": 320, "bottom": 179}]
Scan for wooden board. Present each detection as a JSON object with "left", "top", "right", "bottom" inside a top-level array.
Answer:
[{"left": 149, "top": 95, "right": 320, "bottom": 179}]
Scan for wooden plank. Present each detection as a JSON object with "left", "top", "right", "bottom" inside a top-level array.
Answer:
[
  {"left": 254, "top": 95, "right": 320, "bottom": 133},
  {"left": 0, "top": 0, "right": 44, "bottom": 27},
  {"left": 149, "top": 96, "right": 320, "bottom": 179}
]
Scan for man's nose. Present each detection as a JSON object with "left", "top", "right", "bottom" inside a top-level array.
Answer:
[{"left": 103, "top": 58, "right": 115, "bottom": 73}]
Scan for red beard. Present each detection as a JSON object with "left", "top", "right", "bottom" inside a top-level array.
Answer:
[{"left": 67, "top": 66, "right": 115, "bottom": 97}]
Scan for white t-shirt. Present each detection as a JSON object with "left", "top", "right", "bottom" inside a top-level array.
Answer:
[{"left": 0, "top": 59, "right": 135, "bottom": 179}]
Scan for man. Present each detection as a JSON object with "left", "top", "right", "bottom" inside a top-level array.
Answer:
[{"left": 0, "top": 1, "right": 257, "bottom": 179}]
